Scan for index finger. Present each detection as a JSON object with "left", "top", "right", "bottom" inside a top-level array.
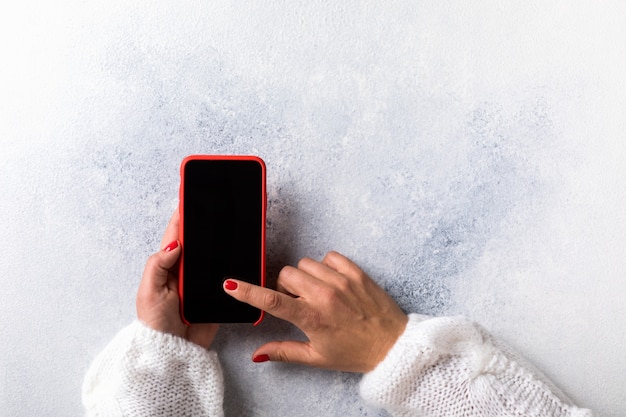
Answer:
[{"left": 224, "top": 280, "right": 303, "bottom": 326}]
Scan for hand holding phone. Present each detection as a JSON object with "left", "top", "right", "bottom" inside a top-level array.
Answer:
[
  {"left": 136, "top": 210, "right": 219, "bottom": 348},
  {"left": 179, "top": 155, "right": 266, "bottom": 324}
]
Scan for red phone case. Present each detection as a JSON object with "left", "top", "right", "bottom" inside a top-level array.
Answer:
[{"left": 178, "top": 155, "right": 266, "bottom": 326}]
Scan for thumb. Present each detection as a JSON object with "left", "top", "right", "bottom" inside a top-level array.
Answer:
[
  {"left": 159, "top": 240, "right": 181, "bottom": 268},
  {"left": 142, "top": 240, "right": 181, "bottom": 288},
  {"left": 251, "top": 340, "right": 321, "bottom": 367}
]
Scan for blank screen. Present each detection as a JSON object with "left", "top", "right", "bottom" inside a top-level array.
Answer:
[{"left": 182, "top": 158, "right": 263, "bottom": 323}]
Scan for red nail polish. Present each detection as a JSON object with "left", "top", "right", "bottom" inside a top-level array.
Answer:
[
  {"left": 164, "top": 241, "right": 178, "bottom": 252},
  {"left": 224, "top": 280, "right": 238, "bottom": 291},
  {"left": 253, "top": 354, "right": 270, "bottom": 363}
]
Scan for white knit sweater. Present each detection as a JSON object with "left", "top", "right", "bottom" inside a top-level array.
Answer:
[
  {"left": 83, "top": 321, "right": 224, "bottom": 417},
  {"left": 83, "top": 315, "right": 593, "bottom": 417}
]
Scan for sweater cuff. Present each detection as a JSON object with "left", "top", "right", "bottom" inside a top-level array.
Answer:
[
  {"left": 359, "top": 314, "right": 490, "bottom": 412},
  {"left": 359, "top": 315, "right": 595, "bottom": 417},
  {"left": 359, "top": 313, "right": 431, "bottom": 410},
  {"left": 83, "top": 321, "right": 224, "bottom": 417},
  {"left": 132, "top": 319, "right": 221, "bottom": 364}
]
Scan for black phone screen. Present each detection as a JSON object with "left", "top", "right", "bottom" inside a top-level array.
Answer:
[{"left": 181, "top": 157, "right": 264, "bottom": 323}]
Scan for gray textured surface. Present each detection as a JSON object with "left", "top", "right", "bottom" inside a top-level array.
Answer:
[{"left": 1, "top": 1, "right": 625, "bottom": 416}]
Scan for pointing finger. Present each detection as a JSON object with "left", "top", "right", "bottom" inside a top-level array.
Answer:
[{"left": 223, "top": 279, "right": 302, "bottom": 325}]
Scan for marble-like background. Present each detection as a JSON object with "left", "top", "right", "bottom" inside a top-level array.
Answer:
[{"left": 1, "top": 1, "right": 625, "bottom": 416}]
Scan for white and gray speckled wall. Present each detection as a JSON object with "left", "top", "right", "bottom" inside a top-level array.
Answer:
[{"left": 1, "top": 1, "right": 625, "bottom": 416}]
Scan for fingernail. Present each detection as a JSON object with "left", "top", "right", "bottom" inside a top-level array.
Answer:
[
  {"left": 253, "top": 354, "right": 270, "bottom": 363},
  {"left": 224, "top": 280, "right": 238, "bottom": 291},
  {"left": 164, "top": 241, "right": 179, "bottom": 252}
]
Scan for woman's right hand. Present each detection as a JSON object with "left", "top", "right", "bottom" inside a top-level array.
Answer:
[{"left": 224, "top": 251, "right": 408, "bottom": 373}]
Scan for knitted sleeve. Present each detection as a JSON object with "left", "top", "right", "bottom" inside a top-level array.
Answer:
[
  {"left": 360, "top": 314, "right": 594, "bottom": 417},
  {"left": 82, "top": 321, "right": 224, "bottom": 417}
]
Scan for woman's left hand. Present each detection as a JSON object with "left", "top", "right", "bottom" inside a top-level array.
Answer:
[{"left": 136, "top": 209, "right": 218, "bottom": 348}]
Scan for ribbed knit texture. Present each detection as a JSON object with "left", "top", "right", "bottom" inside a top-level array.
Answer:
[
  {"left": 83, "top": 316, "right": 593, "bottom": 416},
  {"left": 82, "top": 321, "right": 224, "bottom": 417},
  {"left": 359, "top": 314, "right": 594, "bottom": 417}
]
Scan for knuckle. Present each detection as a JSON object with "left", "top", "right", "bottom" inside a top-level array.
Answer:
[
  {"left": 317, "top": 285, "right": 348, "bottom": 315},
  {"left": 274, "top": 348, "right": 291, "bottom": 363},
  {"left": 335, "top": 273, "right": 352, "bottom": 288},
  {"left": 320, "top": 284, "right": 340, "bottom": 302},
  {"left": 353, "top": 271, "right": 369, "bottom": 286},
  {"left": 263, "top": 291, "right": 283, "bottom": 311},
  {"left": 334, "top": 276, "right": 352, "bottom": 293},
  {"left": 145, "top": 253, "right": 161, "bottom": 270}
]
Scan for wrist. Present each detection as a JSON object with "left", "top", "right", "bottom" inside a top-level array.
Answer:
[
  {"left": 139, "top": 315, "right": 187, "bottom": 340},
  {"left": 364, "top": 313, "right": 409, "bottom": 372}
]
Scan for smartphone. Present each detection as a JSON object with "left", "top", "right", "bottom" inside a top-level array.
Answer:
[{"left": 179, "top": 155, "right": 266, "bottom": 324}]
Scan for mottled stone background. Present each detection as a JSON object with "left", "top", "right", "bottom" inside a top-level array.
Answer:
[{"left": 1, "top": 1, "right": 625, "bottom": 416}]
